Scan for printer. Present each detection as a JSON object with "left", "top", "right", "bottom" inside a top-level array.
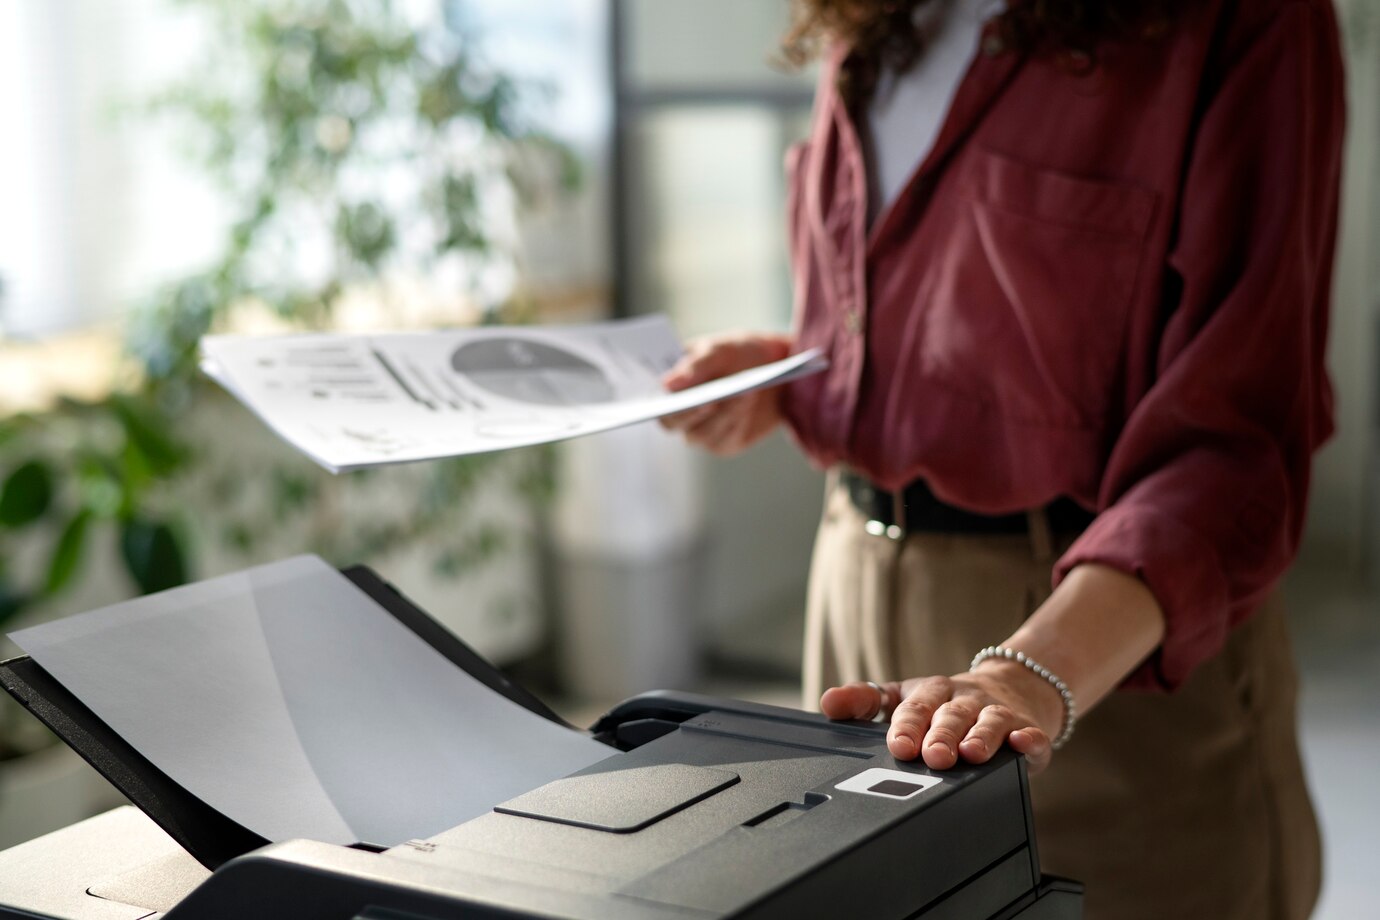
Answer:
[{"left": 0, "top": 559, "right": 1082, "bottom": 920}]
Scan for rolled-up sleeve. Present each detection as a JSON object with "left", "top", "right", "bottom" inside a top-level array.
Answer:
[{"left": 1053, "top": 1, "right": 1346, "bottom": 690}]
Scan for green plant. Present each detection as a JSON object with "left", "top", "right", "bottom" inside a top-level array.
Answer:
[
  {"left": 0, "top": 395, "right": 192, "bottom": 621},
  {"left": 0, "top": 0, "right": 572, "bottom": 697},
  {"left": 128, "top": 0, "right": 576, "bottom": 391}
]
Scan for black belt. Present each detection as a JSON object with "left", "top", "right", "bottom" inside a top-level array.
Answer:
[{"left": 841, "top": 469, "right": 1096, "bottom": 540}]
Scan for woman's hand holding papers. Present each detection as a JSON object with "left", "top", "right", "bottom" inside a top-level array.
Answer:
[{"left": 660, "top": 333, "right": 794, "bottom": 456}]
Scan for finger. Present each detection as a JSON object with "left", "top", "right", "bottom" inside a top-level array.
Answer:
[
  {"left": 684, "top": 399, "right": 747, "bottom": 452},
  {"left": 887, "top": 676, "right": 954, "bottom": 762},
  {"left": 662, "top": 341, "right": 741, "bottom": 391},
  {"left": 1008, "top": 727, "right": 1054, "bottom": 775},
  {"left": 660, "top": 403, "right": 718, "bottom": 432},
  {"left": 921, "top": 698, "right": 983, "bottom": 770},
  {"left": 695, "top": 392, "right": 782, "bottom": 455},
  {"left": 957, "top": 704, "right": 1019, "bottom": 765},
  {"left": 661, "top": 348, "right": 710, "bottom": 392},
  {"left": 819, "top": 686, "right": 866, "bottom": 720},
  {"left": 819, "top": 681, "right": 901, "bottom": 721}
]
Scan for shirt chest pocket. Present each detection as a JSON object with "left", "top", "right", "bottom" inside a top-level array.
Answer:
[{"left": 916, "top": 147, "right": 1158, "bottom": 430}]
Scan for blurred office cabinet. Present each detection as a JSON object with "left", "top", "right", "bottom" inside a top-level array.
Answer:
[{"left": 551, "top": 424, "right": 705, "bottom": 700}]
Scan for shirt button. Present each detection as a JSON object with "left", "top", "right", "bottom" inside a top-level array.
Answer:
[
  {"left": 982, "top": 32, "right": 1006, "bottom": 57},
  {"left": 844, "top": 310, "right": 862, "bottom": 335}
]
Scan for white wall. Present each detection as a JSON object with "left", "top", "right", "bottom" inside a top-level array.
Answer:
[{"left": 1306, "top": 0, "right": 1380, "bottom": 572}]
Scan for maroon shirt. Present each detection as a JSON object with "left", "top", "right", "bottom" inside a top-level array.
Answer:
[{"left": 781, "top": 0, "right": 1346, "bottom": 689}]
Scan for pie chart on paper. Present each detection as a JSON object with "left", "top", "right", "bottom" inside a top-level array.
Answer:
[{"left": 450, "top": 339, "right": 615, "bottom": 407}]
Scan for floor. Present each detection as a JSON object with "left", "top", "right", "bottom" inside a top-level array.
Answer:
[
  {"left": 550, "top": 557, "right": 1380, "bottom": 920},
  {"left": 1281, "top": 560, "right": 1380, "bottom": 920}
]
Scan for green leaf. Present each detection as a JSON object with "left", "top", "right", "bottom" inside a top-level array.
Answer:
[
  {"left": 221, "top": 521, "right": 255, "bottom": 554},
  {"left": 45, "top": 510, "right": 93, "bottom": 596},
  {"left": 270, "top": 470, "right": 317, "bottom": 520},
  {"left": 0, "top": 460, "right": 54, "bottom": 528},
  {"left": 110, "top": 396, "right": 186, "bottom": 477},
  {"left": 77, "top": 454, "right": 125, "bottom": 519},
  {"left": 120, "top": 518, "right": 190, "bottom": 595},
  {"left": 437, "top": 173, "right": 487, "bottom": 253},
  {"left": 335, "top": 201, "right": 396, "bottom": 268}
]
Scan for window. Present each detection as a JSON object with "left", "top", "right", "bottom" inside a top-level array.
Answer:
[
  {"left": 611, "top": 0, "right": 815, "bottom": 335},
  {"left": 0, "top": 0, "right": 222, "bottom": 338}
]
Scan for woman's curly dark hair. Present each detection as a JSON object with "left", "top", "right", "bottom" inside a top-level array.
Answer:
[{"left": 784, "top": 0, "right": 1178, "bottom": 104}]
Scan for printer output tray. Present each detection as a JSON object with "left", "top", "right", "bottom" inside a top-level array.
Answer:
[{"left": 0, "top": 565, "right": 573, "bottom": 869}]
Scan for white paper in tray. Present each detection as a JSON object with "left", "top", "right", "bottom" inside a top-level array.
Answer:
[{"left": 10, "top": 556, "right": 613, "bottom": 847}]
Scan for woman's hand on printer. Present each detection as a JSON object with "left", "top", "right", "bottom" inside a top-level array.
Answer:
[
  {"left": 659, "top": 332, "right": 794, "bottom": 456},
  {"left": 820, "top": 564, "right": 1168, "bottom": 775},
  {"left": 821, "top": 670, "right": 1061, "bottom": 775}
]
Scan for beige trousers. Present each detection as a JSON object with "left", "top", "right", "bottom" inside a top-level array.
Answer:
[{"left": 803, "top": 479, "right": 1322, "bottom": 920}]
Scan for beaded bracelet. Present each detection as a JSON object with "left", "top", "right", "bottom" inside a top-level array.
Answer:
[{"left": 969, "top": 646, "right": 1077, "bottom": 750}]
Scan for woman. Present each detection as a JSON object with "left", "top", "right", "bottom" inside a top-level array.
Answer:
[{"left": 661, "top": 0, "right": 1345, "bottom": 917}]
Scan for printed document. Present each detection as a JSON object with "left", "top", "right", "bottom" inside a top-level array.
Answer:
[{"left": 200, "top": 316, "right": 825, "bottom": 472}]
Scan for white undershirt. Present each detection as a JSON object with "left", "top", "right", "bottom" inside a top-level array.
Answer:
[{"left": 865, "top": 0, "right": 1004, "bottom": 224}]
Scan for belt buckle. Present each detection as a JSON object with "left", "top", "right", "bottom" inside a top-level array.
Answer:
[
  {"left": 864, "top": 518, "right": 905, "bottom": 542},
  {"left": 846, "top": 472, "right": 907, "bottom": 542}
]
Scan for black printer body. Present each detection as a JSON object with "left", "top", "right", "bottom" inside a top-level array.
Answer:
[{"left": 0, "top": 567, "right": 1082, "bottom": 920}]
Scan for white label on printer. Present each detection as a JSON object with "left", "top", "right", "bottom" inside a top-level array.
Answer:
[{"left": 834, "top": 768, "right": 943, "bottom": 801}]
